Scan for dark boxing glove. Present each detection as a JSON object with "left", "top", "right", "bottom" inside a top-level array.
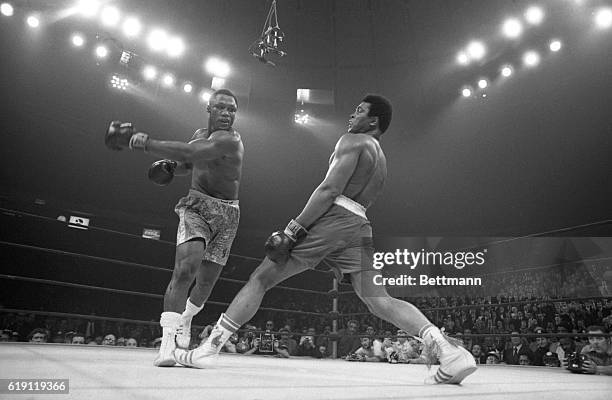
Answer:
[
  {"left": 148, "top": 160, "right": 178, "bottom": 186},
  {"left": 105, "top": 121, "right": 149, "bottom": 151},
  {"left": 264, "top": 219, "right": 308, "bottom": 264}
]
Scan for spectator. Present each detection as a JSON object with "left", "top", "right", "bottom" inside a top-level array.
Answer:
[
  {"left": 531, "top": 327, "right": 553, "bottom": 366},
  {"left": 388, "top": 332, "right": 423, "bottom": 364},
  {"left": 0, "top": 331, "right": 10, "bottom": 342},
  {"left": 555, "top": 336, "right": 575, "bottom": 361},
  {"left": 348, "top": 337, "right": 385, "bottom": 362},
  {"left": 277, "top": 328, "right": 298, "bottom": 356},
  {"left": 298, "top": 328, "right": 317, "bottom": 357},
  {"left": 235, "top": 325, "right": 257, "bottom": 354},
  {"left": 126, "top": 337, "right": 138, "bottom": 347},
  {"left": 71, "top": 333, "right": 85, "bottom": 345},
  {"left": 503, "top": 331, "right": 529, "bottom": 365},
  {"left": 28, "top": 328, "right": 47, "bottom": 343},
  {"left": 102, "top": 334, "right": 116, "bottom": 346},
  {"left": 316, "top": 325, "right": 332, "bottom": 352},
  {"left": 578, "top": 325, "right": 612, "bottom": 375},
  {"left": 486, "top": 351, "right": 500, "bottom": 364},
  {"left": 337, "top": 319, "right": 360, "bottom": 357},
  {"left": 313, "top": 345, "right": 329, "bottom": 359},
  {"left": 518, "top": 353, "right": 532, "bottom": 365},
  {"left": 244, "top": 336, "right": 289, "bottom": 358},
  {"left": 471, "top": 344, "right": 487, "bottom": 364},
  {"left": 116, "top": 337, "right": 127, "bottom": 346}
]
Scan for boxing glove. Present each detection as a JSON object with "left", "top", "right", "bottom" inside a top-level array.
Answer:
[
  {"left": 148, "top": 160, "right": 178, "bottom": 186},
  {"left": 105, "top": 121, "right": 149, "bottom": 151},
  {"left": 264, "top": 219, "right": 308, "bottom": 264}
]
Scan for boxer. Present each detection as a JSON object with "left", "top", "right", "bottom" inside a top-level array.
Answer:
[
  {"left": 174, "top": 94, "right": 477, "bottom": 384},
  {"left": 105, "top": 89, "right": 243, "bottom": 367}
]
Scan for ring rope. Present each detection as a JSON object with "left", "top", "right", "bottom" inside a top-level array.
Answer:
[
  {"left": 0, "top": 274, "right": 328, "bottom": 317},
  {"left": 0, "top": 240, "right": 328, "bottom": 295},
  {"left": 1, "top": 207, "right": 264, "bottom": 262},
  {"left": 338, "top": 295, "right": 611, "bottom": 317}
]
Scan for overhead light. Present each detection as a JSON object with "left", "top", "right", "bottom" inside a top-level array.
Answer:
[
  {"left": 142, "top": 65, "right": 157, "bottom": 80},
  {"left": 500, "top": 65, "right": 513, "bottom": 77},
  {"left": 456, "top": 51, "right": 469, "bottom": 66},
  {"left": 466, "top": 41, "right": 486, "bottom": 60},
  {"left": 502, "top": 18, "right": 523, "bottom": 38},
  {"left": 161, "top": 73, "right": 175, "bottom": 87},
  {"left": 294, "top": 110, "right": 310, "bottom": 124},
  {"left": 26, "top": 15, "right": 40, "bottom": 28},
  {"left": 167, "top": 36, "right": 185, "bottom": 57},
  {"left": 95, "top": 45, "right": 108, "bottom": 58},
  {"left": 594, "top": 8, "right": 612, "bottom": 30},
  {"left": 524, "top": 6, "right": 544, "bottom": 25},
  {"left": 110, "top": 75, "right": 128, "bottom": 91},
  {"left": 477, "top": 79, "right": 488, "bottom": 89},
  {"left": 183, "top": 83, "right": 193, "bottom": 93},
  {"left": 523, "top": 51, "right": 540, "bottom": 67},
  {"left": 461, "top": 87, "right": 472, "bottom": 98},
  {"left": 147, "top": 29, "right": 168, "bottom": 52},
  {"left": 211, "top": 76, "right": 226, "bottom": 90},
  {"left": 205, "top": 57, "right": 230, "bottom": 78},
  {"left": 549, "top": 39, "right": 562, "bottom": 52},
  {"left": 76, "top": 0, "right": 100, "bottom": 18},
  {"left": 1, "top": 3, "right": 14, "bottom": 17},
  {"left": 100, "top": 6, "right": 120, "bottom": 27},
  {"left": 122, "top": 17, "right": 142, "bottom": 37},
  {"left": 200, "top": 90, "right": 212, "bottom": 103},
  {"left": 71, "top": 33, "right": 85, "bottom": 47}
]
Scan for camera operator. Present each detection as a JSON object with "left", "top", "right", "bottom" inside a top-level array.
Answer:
[
  {"left": 243, "top": 335, "right": 290, "bottom": 358},
  {"left": 298, "top": 327, "right": 318, "bottom": 357}
]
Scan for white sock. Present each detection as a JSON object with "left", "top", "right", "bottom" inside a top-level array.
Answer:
[
  {"left": 160, "top": 312, "right": 181, "bottom": 336},
  {"left": 419, "top": 324, "right": 452, "bottom": 352},
  {"left": 181, "top": 298, "right": 203, "bottom": 322}
]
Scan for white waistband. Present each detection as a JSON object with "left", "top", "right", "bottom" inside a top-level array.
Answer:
[
  {"left": 333, "top": 195, "right": 367, "bottom": 219},
  {"left": 188, "top": 189, "right": 239, "bottom": 206}
]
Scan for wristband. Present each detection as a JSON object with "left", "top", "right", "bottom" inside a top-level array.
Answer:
[
  {"left": 129, "top": 132, "right": 149, "bottom": 151},
  {"left": 283, "top": 219, "right": 307, "bottom": 242}
]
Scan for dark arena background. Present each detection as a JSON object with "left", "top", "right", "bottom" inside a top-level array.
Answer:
[{"left": 0, "top": 1, "right": 611, "bottom": 399}]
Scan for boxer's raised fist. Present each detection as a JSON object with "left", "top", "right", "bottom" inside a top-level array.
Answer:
[{"left": 105, "top": 121, "right": 149, "bottom": 151}]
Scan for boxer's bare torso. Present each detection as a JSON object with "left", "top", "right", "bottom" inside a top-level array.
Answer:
[
  {"left": 186, "top": 128, "right": 243, "bottom": 200},
  {"left": 329, "top": 133, "right": 386, "bottom": 209}
]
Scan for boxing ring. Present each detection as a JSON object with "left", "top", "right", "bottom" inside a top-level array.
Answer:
[
  {"left": 2, "top": 342, "right": 610, "bottom": 400},
  {"left": 1, "top": 205, "right": 612, "bottom": 399}
]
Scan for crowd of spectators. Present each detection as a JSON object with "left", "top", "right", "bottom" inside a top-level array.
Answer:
[
  {"left": 2, "top": 263, "right": 610, "bottom": 374},
  {"left": 0, "top": 313, "right": 161, "bottom": 348}
]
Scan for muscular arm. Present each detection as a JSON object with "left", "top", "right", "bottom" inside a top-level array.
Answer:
[
  {"left": 294, "top": 135, "right": 362, "bottom": 228},
  {"left": 145, "top": 134, "right": 239, "bottom": 164}
]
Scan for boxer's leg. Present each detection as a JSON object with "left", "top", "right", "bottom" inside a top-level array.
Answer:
[
  {"left": 176, "top": 260, "right": 223, "bottom": 348},
  {"left": 225, "top": 257, "right": 310, "bottom": 324},
  {"left": 174, "top": 254, "right": 322, "bottom": 368},
  {"left": 155, "top": 239, "right": 204, "bottom": 366},
  {"left": 351, "top": 269, "right": 476, "bottom": 384},
  {"left": 164, "top": 240, "right": 205, "bottom": 311}
]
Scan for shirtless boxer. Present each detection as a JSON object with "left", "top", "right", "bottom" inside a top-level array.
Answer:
[
  {"left": 174, "top": 94, "right": 476, "bottom": 384},
  {"left": 104, "top": 89, "right": 243, "bottom": 367}
]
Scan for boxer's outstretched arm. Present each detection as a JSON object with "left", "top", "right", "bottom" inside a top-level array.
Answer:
[
  {"left": 295, "top": 135, "right": 362, "bottom": 228},
  {"left": 145, "top": 134, "right": 240, "bottom": 163}
]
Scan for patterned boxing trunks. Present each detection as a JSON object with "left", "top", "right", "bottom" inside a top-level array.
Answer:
[{"left": 174, "top": 189, "right": 240, "bottom": 266}]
